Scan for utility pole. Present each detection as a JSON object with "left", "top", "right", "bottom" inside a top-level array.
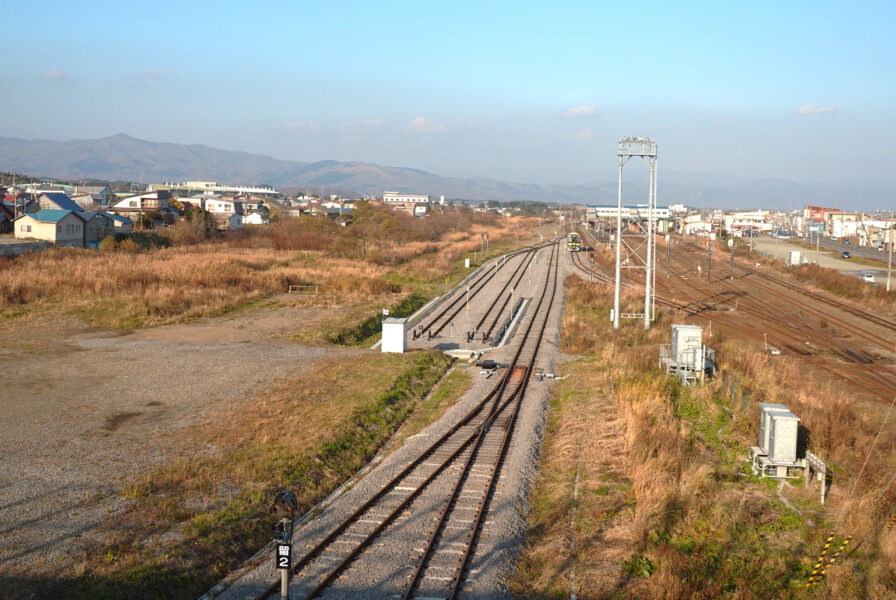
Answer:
[
  {"left": 815, "top": 229, "right": 820, "bottom": 264},
  {"left": 707, "top": 235, "right": 713, "bottom": 282},
  {"left": 888, "top": 225, "right": 893, "bottom": 293},
  {"left": 466, "top": 286, "right": 470, "bottom": 330},
  {"left": 666, "top": 234, "right": 671, "bottom": 277},
  {"left": 774, "top": 214, "right": 779, "bottom": 259},
  {"left": 729, "top": 238, "right": 735, "bottom": 278}
]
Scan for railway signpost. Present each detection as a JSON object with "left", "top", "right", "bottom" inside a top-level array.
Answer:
[
  {"left": 276, "top": 542, "right": 291, "bottom": 570},
  {"left": 269, "top": 490, "right": 297, "bottom": 599},
  {"left": 276, "top": 540, "right": 291, "bottom": 598}
]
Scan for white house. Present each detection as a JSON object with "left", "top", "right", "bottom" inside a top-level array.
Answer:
[
  {"left": 243, "top": 211, "right": 269, "bottom": 226},
  {"left": 205, "top": 198, "right": 243, "bottom": 215},
  {"left": 212, "top": 212, "right": 243, "bottom": 230}
]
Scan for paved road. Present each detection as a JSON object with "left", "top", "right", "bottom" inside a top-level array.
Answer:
[{"left": 746, "top": 235, "right": 892, "bottom": 279}]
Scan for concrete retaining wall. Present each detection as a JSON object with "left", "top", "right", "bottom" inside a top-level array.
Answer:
[{"left": 0, "top": 241, "right": 51, "bottom": 257}]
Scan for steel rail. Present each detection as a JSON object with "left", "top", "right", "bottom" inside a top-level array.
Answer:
[
  {"left": 443, "top": 245, "right": 535, "bottom": 339},
  {"left": 478, "top": 248, "right": 538, "bottom": 341},
  {"left": 403, "top": 241, "right": 560, "bottom": 599},
  {"left": 443, "top": 240, "right": 561, "bottom": 600},
  {"left": 419, "top": 244, "right": 548, "bottom": 337},
  {"left": 255, "top": 241, "right": 561, "bottom": 599},
  {"left": 255, "top": 369, "right": 517, "bottom": 599},
  {"left": 423, "top": 247, "right": 534, "bottom": 337}
]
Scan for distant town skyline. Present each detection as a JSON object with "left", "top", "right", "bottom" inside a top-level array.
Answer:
[{"left": 2, "top": 1, "right": 894, "bottom": 188}]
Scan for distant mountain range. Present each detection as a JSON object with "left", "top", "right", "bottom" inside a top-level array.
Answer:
[{"left": 0, "top": 133, "right": 891, "bottom": 210}]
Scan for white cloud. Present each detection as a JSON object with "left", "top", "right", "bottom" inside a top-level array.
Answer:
[
  {"left": 575, "top": 129, "right": 594, "bottom": 140},
  {"left": 795, "top": 104, "right": 837, "bottom": 115},
  {"left": 407, "top": 116, "right": 446, "bottom": 133},
  {"left": 284, "top": 121, "right": 322, "bottom": 133},
  {"left": 41, "top": 68, "right": 70, "bottom": 82},
  {"left": 565, "top": 105, "right": 597, "bottom": 117}
]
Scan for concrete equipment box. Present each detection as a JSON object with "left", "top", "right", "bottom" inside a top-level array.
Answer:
[
  {"left": 768, "top": 411, "right": 800, "bottom": 463},
  {"left": 381, "top": 318, "right": 408, "bottom": 353},
  {"left": 671, "top": 324, "right": 703, "bottom": 370},
  {"left": 758, "top": 402, "right": 790, "bottom": 453}
]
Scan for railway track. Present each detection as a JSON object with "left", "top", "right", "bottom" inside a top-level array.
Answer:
[
  {"left": 248, "top": 240, "right": 562, "bottom": 600},
  {"left": 573, "top": 227, "right": 896, "bottom": 402},
  {"left": 415, "top": 244, "right": 544, "bottom": 339}
]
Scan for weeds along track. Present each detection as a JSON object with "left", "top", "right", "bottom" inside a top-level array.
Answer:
[
  {"left": 416, "top": 244, "right": 544, "bottom": 339},
  {"left": 252, "top": 241, "right": 561, "bottom": 600},
  {"left": 574, "top": 227, "right": 896, "bottom": 402}
]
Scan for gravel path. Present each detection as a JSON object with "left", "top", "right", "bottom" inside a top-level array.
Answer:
[
  {"left": 212, "top": 245, "right": 573, "bottom": 600},
  {"left": 0, "top": 304, "right": 360, "bottom": 587}
]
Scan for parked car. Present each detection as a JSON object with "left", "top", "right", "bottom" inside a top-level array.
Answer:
[
  {"left": 843, "top": 239, "right": 850, "bottom": 245},
  {"left": 841, "top": 251, "right": 851, "bottom": 259}
]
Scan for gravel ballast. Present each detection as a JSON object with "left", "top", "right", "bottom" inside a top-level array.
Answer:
[{"left": 212, "top": 244, "right": 574, "bottom": 600}]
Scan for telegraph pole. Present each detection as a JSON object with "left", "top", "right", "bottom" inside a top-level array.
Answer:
[
  {"left": 774, "top": 214, "right": 779, "bottom": 259},
  {"left": 666, "top": 234, "right": 671, "bottom": 277},
  {"left": 815, "top": 229, "right": 820, "bottom": 264},
  {"left": 729, "top": 238, "right": 735, "bottom": 277},
  {"left": 888, "top": 225, "right": 893, "bottom": 293}
]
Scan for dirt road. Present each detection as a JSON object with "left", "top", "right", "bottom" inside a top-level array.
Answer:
[{"left": 0, "top": 304, "right": 360, "bottom": 581}]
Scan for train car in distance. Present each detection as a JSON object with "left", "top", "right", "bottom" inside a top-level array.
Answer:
[{"left": 567, "top": 232, "right": 581, "bottom": 252}]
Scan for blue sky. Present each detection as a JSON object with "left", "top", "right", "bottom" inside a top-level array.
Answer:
[{"left": 2, "top": 0, "right": 894, "bottom": 185}]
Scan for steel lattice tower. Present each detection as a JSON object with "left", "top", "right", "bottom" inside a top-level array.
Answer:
[{"left": 613, "top": 136, "right": 657, "bottom": 331}]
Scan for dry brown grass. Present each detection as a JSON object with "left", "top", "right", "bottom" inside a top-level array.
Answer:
[
  {"left": 773, "top": 262, "right": 894, "bottom": 314},
  {"left": 515, "top": 274, "right": 896, "bottom": 599},
  {"left": 0, "top": 210, "right": 534, "bottom": 328}
]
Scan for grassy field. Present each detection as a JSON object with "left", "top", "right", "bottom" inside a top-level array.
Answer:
[
  {"left": 512, "top": 276, "right": 896, "bottom": 599},
  {"left": 0, "top": 205, "right": 531, "bottom": 332}
]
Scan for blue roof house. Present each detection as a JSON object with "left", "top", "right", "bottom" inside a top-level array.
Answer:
[
  {"left": 38, "top": 192, "right": 84, "bottom": 213},
  {"left": 14, "top": 209, "right": 86, "bottom": 247}
]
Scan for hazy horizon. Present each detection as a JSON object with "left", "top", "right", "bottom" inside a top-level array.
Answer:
[{"left": 2, "top": 1, "right": 894, "bottom": 189}]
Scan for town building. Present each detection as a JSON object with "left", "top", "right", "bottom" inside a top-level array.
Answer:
[
  {"left": 38, "top": 192, "right": 84, "bottom": 213},
  {"left": 79, "top": 211, "right": 118, "bottom": 247},
  {"left": 108, "top": 191, "right": 171, "bottom": 215},
  {"left": 243, "top": 211, "right": 270, "bottom": 226},
  {"left": 148, "top": 181, "right": 285, "bottom": 202},
  {"left": 14, "top": 210, "right": 85, "bottom": 247},
  {"left": 382, "top": 191, "right": 430, "bottom": 217}
]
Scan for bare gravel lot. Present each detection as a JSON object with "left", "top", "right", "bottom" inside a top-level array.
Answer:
[{"left": 0, "top": 303, "right": 360, "bottom": 585}]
